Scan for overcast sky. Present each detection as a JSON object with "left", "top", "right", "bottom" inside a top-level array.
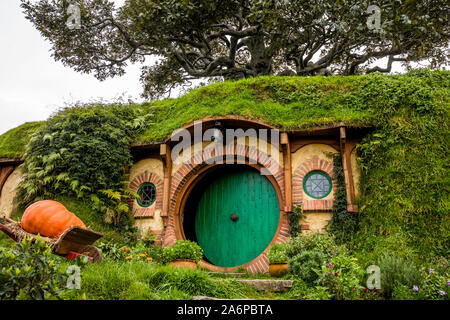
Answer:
[{"left": 0, "top": 0, "right": 146, "bottom": 135}]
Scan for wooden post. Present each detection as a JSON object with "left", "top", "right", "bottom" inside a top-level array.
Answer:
[
  {"left": 281, "top": 133, "right": 292, "bottom": 212},
  {"left": 0, "top": 166, "right": 15, "bottom": 194},
  {"left": 160, "top": 144, "right": 172, "bottom": 217},
  {"left": 339, "top": 127, "right": 357, "bottom": 212}
]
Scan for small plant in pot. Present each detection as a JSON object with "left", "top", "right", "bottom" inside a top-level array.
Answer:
[
  {"left": 163, "top": 240, "right": 203, "bottom": 269},
  {"left": 268, "top": 243, "right": 288, "bottom": 277}
]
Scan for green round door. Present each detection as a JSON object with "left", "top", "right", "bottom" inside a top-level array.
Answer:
[{"left": 195, "top": 167, "right": 280, "bottom": 267}]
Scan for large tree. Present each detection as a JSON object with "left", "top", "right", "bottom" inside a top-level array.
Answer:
[{"left": 21, "top": 0, "right": 449, "bottom": 99}]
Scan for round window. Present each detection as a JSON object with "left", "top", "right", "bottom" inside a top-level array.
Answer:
[
  {"left": 303, "top": 171, "right": 332, "bottom": 199},
  {"left": 137, "top": 183, "right": 156, "bottom": 207}
]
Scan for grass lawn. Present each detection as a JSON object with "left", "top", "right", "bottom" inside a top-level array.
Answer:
[{"left": 58, "top": 259, "right": 297, "bottom": 300}]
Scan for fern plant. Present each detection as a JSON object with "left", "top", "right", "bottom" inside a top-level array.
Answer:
[{"left": 17, "top": 104, "right": 152, "bottom": 227}]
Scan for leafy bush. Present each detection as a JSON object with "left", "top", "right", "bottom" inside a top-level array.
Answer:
[
  {"left": 329, "top": 155, "right": 358, "bottom": 244},
  {"left": 413, "top": 256, "right": 449, "bottom": 300},
  {"left": 268, "top": 243, "right": 288, "bottom": 264},
  {"left": 0, "top": 237, "right": 67, "bottom": 300},
  {"left": 316, "top": 254, "right": 365, "bottom": 300},
  {"left": 288, "top": 250, "right": 325, "bottom": 284},
  {"left": 288, "top": 206, "right": 303, "bottom": 238},
  {"left": 378, "top": 252, "right": 423, "bottom": 299},
  {"left": 285, "top": 233, "right": 344, "bottom": 260},
  {"left": 17, "top": 104, "right": 152, "bottom": 227},
  {"left": 98, "top": 239, "right": 166, "bottom": 265},
  {"left": 163, "top": 240, "right": 203, "bottom": 263},
  {"left": 391, "top": 256, "right": 449, "bottom": 300}
]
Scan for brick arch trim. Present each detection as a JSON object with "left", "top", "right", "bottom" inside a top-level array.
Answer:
[
  {"left": 292, "top": 155, "right": 337, "bottom": 211},
  {"left": 128, "top": 171, "right": 163, "bottom": 218},
  {"left": 169, "top": 143, "right": 285, "bottom": 218},
  {"left": 164, "top": 143, "right": 289, "bottom": 274}
]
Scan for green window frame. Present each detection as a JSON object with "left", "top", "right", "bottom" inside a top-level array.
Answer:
[
  {"left": 137, "top": 183, "right": 156, "bottom": 207},
  {"left": 303, "top": 171, "right": 332, "bottom": 199}
]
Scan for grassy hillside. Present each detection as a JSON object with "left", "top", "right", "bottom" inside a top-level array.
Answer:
[
  {"left": 0, "top": 122, "right": 44, "bottom": 159},
  {"left": 0, "top": 69, "right": 448, "bottom": 262}
]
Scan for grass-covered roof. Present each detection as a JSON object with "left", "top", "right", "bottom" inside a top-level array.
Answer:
[{"left": 2, "top": 69, "right": 447, "bottom": 159}]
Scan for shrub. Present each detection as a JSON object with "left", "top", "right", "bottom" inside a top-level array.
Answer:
[
  {"left": 268, "top": 243, "right": 288, "bottom": 264},
  {"left": 415, "top": 256, "right": 449, "bottom": 300},
  {"left": 316, "top": 253, "right": 365, "bottom": 300},
  {"left": 288, "top": 206, "right": 303, "bottom": 238},
  {"left": 285, "top": 233, "right": 344, "bottom": 260},
  {"left": 329, "top": 155, "right": 358, "bottom": 244},
  {"left": 0, "top": 237, "right": 67, "bottom": 300},
  {"left": 392, "top": 285, "right": 420, "bottom": 300},
  {"left": 378, "top": 252, "right": 423, "bottom": 299},
  {"left": 99, "top": 239, "right": 166, "bottom": 265},
  {"left": 17, "top": 105, "right": 152, "bottom": 227},
  {"left": 163, "top": 240, "right": 203, "bottom": 263},
  {"left": 288, "top": 250, "right": 326, "bottom": 284}
]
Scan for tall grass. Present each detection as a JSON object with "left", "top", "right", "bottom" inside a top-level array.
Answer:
[{"left": 62, "top": 259, "right": 253, "bottom": 300}]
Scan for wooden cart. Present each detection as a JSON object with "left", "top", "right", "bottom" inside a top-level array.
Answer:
[{"left": 0, "top": 217, "right": 103, "bottom": 263}]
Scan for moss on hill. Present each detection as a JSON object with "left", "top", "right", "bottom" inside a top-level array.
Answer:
[
  {"left": 0, "top": 69, "right": 449, "bottom": 262},
  {"left": 0, "top": 70, "right": 448, "bottom": 155},
  {"left": 0, "top": 122, "right": 44, "bottom": 159}
]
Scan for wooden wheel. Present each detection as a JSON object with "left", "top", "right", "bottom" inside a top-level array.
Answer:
[{"left": 80, "top": 245, "right": 102, "bottom": 263}]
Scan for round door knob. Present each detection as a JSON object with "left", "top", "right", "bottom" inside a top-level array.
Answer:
[{"left": 230, "top": 213, "right": 239, "bottom": 222}]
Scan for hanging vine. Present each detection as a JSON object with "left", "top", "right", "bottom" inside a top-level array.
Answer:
[
  {"left": 288, "top": 205, "right": 303, "bottom": 238},
  {"left": 330, "top": 154, "right": 358, "bottom": 243}
]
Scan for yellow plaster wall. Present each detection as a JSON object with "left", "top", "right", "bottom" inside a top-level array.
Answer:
[
  {"left": 129, "top": 158, "right": 164, "bottom": 183},
  {"left": 134, "top": 211, "right": 165, "bottom": 235},
  {"left": 128, "top": 158, "right": 165, "bottom": 233},
  {"left": 291, "top": 144, "right": 339, "bottom": 201},
  {"left": 300, "top": 211, "right": 332, "bottom": 234},
  {"left": 0, "top": 168, "right": 23, "bottom": 218}
]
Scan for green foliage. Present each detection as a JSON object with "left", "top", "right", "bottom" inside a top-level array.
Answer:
[
  {"left": 21, "top": 0, "right": 449, "bottom": 98},
  {"left": 0, "top": 122, "right": 44, "bottom": 159},
  {"left": 288, "top": 250, "right": 326, "bottom": 284},
  {"left": 288, "top": 205, "right": 302, "bottom": 238},
  {"left": 316, "top": 254, "right": 365, "bottom": 300},
  {"left": 63, "top": 260, "right": 248, "bottom": 300},
  {"left": 286, "top": 279, "right": 334, "bottom": 300},
  {"left": 163, "top": 240, "right": 203, "bottom": 263},
  {"left": 98, "top": 239, "right": 166, "bottom": 265},
  {"left": 268, "top": 242, "right": 288, "bottom": 264},
  {"left": 285, "top": 233, "right": 344, "bottom": 260},
  {"left": 16, "top": 104, "right": 152, "bottom": 227},
  {"left": 377, "top": 252, "right": 423, "bottom": 299},
  {"left": 329, "top": 155, "right": 358, "bottom": 243},
  {"left": 391, "top": 256, "right": 449, "bottom": 300},
  {"left": 0, "top": 236, "right": 67, "bottom": 300}
]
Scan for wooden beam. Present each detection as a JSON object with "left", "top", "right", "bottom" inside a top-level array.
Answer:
[
  {"left": 281, "top": 133, "right": 292, "bottom": 212},
  {"left": 291, "top": 139, "right": 340, "bottom": 153},
  {"left": 339, "top": 127, "right": 357, "bottom": 212},
  {"left": 160, "top": 144, "right": 172, "bottom": 217},
  {"left": 0, "top": 166, "right": 15, "bottom": 195}
]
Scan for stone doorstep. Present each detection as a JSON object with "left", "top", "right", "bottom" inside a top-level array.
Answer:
[{"left": 236, "top": 280, "right": 294, "bottom": 292}]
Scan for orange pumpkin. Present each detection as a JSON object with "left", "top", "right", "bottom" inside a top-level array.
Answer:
[{"left": 21, "top": 200, "right": 86, "bottom": 238}]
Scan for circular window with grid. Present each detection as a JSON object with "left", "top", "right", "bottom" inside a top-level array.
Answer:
[
  {"left": 303, "top": 171, "right": 332, "bottom": 199},
  {"left": 137, "top": 183, "right": 156, "bottom": 207}
]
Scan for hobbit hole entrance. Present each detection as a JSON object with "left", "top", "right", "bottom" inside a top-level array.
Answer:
[{"left": 182, "top": 165, "right": 280, "bottom": 268}]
